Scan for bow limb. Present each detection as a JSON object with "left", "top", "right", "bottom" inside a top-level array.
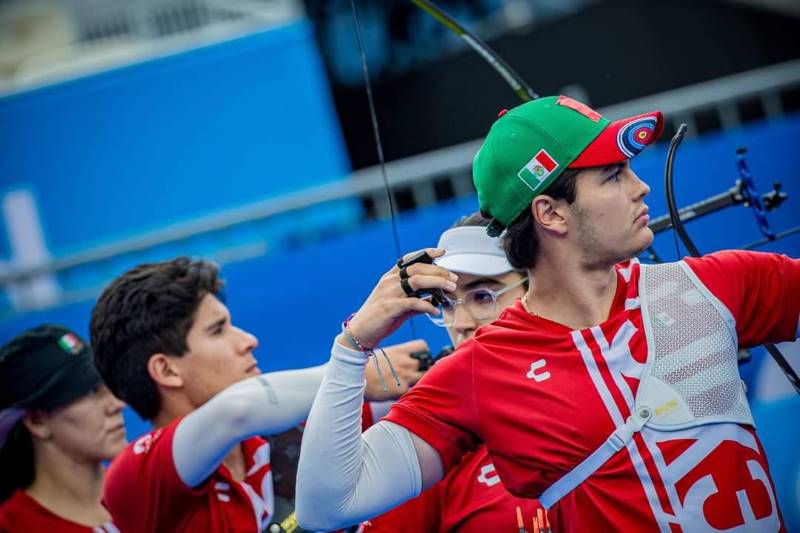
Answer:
[{"left": 409, "top": 0, "right": 538, "bottom": 102}]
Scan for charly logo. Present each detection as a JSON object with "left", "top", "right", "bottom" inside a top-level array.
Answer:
[
  {"left": 526, "top": 359, "right": 551, "bottom": 382},
  {"left": 616, "top": 116, "right": 658, "bottom": 158},
  {"left": 477, "top": 463, "right": 501, "bottom": 487}
]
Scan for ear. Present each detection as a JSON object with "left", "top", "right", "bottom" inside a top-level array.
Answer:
[
  {"left": 531, "top": 195, "right": 570, "bottom": 236},
  {"left": 147, "top": 353, "right": 184, "bottom": 390},
  {"left": 22, "top": 410, "right": 52, "bottom": 440}
]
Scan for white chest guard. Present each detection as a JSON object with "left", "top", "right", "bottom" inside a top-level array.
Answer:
[{"left": 539, "top": 261, "right": 753, "bottom": 509}]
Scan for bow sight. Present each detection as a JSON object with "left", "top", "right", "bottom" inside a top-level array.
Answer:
[{"left": 646, "top": 143, "right": 791, "bottom": 263}]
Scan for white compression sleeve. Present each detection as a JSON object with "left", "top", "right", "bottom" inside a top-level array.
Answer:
[
  {"left": 369, "top": 400, "right": 395, "bottom": 422},
  {"left": 295, "top": 342, "right": 422, "bottom": 531},
  {"left": 173, "top": 364, "right": 326, "bottom": 488}
]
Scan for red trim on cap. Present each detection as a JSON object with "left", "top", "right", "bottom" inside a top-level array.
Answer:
[
  {"left": 497, "top": 108, "right": 509, "bottom": 118},
  {"left": 569, "top": 111, "right": 664, "bottom": 168},
  {"left": 557, "top": 95, "right": 602, "bottom": 123}
]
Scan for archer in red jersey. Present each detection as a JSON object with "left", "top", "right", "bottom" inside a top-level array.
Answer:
[{"left": 296, "top": 96, "right": 798, "bottom": 532}]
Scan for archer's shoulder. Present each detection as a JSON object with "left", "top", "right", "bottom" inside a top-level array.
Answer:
[
  {"left": 684, "top": 249, "right": 795, "bottom": 273},
  {"left": 106, "top": 418, "right": 180, "bottom": 486}
]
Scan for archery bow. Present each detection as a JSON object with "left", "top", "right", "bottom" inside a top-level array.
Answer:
[{"left": 408, "top": 0, "right": 539, "bottom": 102}]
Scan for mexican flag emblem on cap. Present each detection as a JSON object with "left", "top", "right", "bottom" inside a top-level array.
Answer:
[
  {"left": 58, "top": 333, "right": 83, "bottom": 355},
  {"left": 517, "top": 149, "right": 559, "bottom": 191}
]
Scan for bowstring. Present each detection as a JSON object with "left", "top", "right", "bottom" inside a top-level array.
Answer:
[{"left": 350, "top": 0, "right": 419, "bottom": 343}]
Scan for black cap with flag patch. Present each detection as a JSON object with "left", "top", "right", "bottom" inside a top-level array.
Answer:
[{"left": 0, "top": 325, "right": 102, "bottom": 414}]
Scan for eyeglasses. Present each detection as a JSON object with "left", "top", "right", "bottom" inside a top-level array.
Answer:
[{"left": 427, "top": 277, "right": 528, "bottom": 327}]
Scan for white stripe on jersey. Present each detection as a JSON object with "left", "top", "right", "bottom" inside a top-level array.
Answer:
[
  {"left": 625, "top": 297, "right": 641, "bottom": 310},
  {"left": 247, "top": 442, "right": 270, "bottom": 477},
  {"left": 572, "top": 328, "right": 674, "bottom": 532},
  {"left": 241, "top": 477, "right": 271, "bottom": 531},
  {"left": 572, "top": 330, "right": 624, "bottom": 427},
  {"left": 590, "top": 322, "right": 641, "bottom": 408},
  {"left": 619, "top": 260, "right": 637, "bottom": 282}
]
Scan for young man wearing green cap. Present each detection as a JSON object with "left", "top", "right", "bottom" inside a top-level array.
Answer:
[{"left": 296, "top": 96, "right": 800, "bottom": 532}]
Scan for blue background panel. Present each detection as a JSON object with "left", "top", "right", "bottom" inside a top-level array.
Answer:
[{"left": 0, "top": 21, "right": 355, "bottom": 256}]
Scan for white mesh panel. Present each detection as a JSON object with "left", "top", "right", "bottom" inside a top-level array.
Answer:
[{"left": 641, "top": 263, "right": 752, "bottom": 424}]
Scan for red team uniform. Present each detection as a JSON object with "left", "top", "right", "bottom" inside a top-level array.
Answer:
[
  {"left": 385, "top": 251, "right": 799, "bottom": 532},
  {"left": 0, "top": 490, "right": 118, "bottom": 533},
  {"left": 103, "top": 417, "right": 273, "bottom": 532},
  {"left": 365, "top": 445, "right": 543, "bottom": 532}
]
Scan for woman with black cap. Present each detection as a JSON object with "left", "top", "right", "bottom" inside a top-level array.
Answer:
[{"left": 0, "top": 324, "right": 126, "bottom": 532}]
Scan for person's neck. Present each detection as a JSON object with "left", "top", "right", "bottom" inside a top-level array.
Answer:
[
  {"left": 26, "top": 442, "right": 109, "bottom": 526},
  {"left": 525, "top": 249, "right": 620, "bottom": 330},
  {"left": 223, "top": 444, "right": 247, "bottom": 482},
  {"left": 152, "top": 394, "right": 194, "bottom": 429}
]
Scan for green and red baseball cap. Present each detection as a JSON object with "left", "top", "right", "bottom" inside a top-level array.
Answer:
[{"left": 473, "top": 95, "right": 664, "bottom": 235}]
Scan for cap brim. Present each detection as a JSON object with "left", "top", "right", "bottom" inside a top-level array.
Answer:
[
  {"left": 436, "top": 253, "right": 514, "bottom": 276},
  {"left": 569, "top": 111, "right": 663, "bottom": 168}
]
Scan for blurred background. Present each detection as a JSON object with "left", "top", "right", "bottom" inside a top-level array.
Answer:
[{"left": 0, "top": 0, "right": 798, "bottom": 527}]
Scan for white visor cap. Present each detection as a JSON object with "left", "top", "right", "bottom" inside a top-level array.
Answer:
[{"left": 434, "top": 226, "right": 514, "bottom": 276}]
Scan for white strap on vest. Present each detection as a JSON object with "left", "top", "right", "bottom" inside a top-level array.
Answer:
[
  {"left": 537, "top": 261, "right": 752, "bottom": 511},
  {"left": 539, "top": 406, "right": 652, "bottom": 510}
]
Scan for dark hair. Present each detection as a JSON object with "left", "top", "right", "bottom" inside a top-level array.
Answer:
[
  {"left": 90, "top": 257, "right": 223, "bottom": 420},
  {"left": 501, "top": 169, "right": 580, "bottom": 270},
  {"left": 450, "top": 211, "right": 529, "bottom": 288},
  {"left": 0, "top": 424, "right": 34, "bottom": 503}
]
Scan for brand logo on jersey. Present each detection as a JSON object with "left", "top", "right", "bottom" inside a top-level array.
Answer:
[
  {"left": 132, "top": 428, "right": 162, "bottom": 455},
  {"left": 133, "top": 434, "right": 153, "bottom": 455},
  {"left": 526, "top": 359, "right": 551, "bottom": 382},
  {"left": 477, "top": 463, "right": 501, "bottom": 487},
  {"left": 654, "top": 399, "right": 678, "bottom": 418}
]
